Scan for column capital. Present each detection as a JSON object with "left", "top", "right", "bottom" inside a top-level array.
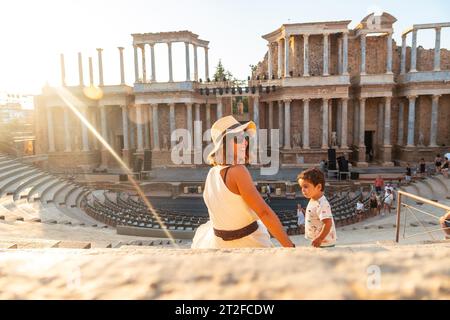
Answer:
[
  {"left": 385, "top": 96, "right": 392, "bottom": 102},
  {"left": 359, "top": 97, "right": 366, "bottom": 103},
  {"left": 303, "top": 34, "right": 310, "bottom": 40},
  {"left": 283, "top": 99, "right": 292, "bottom": 104},
  {"left": 407, "top": 95, "right": 418, "bottom": 100},
  {"left": 435, "top": 26, "right": 442, "bottom": 32},
  {"left": 96, "top": 48, "right": 103, "bottom": 52},
  {"left": 303, "top": 98, "right": 310, "bottom": 103},
  {"left": 432, "top": 94, "right": 441, "bottom": 100},
  {"left": 341, "top": 97, "right": 349, "bottom": 103},
  {"left": 118, "top": 46, "right": 124, "bottom": 51}
]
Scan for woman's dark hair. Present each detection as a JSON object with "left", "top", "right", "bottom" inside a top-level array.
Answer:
[{"left": 297, "top": 167, "right": 325, "bottom": 191}]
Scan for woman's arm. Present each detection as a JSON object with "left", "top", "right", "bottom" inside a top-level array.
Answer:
[{"left": 231, "top": 165, "right": 295, "bottom": 248}]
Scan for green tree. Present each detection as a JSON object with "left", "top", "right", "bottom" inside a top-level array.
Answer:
[{"left": 213, "top": 60, "right": 244, "bottom": 86}]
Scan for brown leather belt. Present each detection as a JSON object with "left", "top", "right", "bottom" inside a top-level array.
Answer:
[{"left": 213, "top": 221, "right": 259, "bottom": 241}]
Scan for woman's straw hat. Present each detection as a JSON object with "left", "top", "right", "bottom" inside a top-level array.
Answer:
[{"left": 207, "top": 115, "right": 256, "bottom": 164}]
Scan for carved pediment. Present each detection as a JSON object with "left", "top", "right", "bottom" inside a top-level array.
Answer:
[{"left": 357, "top": 12, "right": 397, "bottom": 31}]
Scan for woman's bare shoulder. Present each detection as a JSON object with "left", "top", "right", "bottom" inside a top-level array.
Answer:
[{"left": 229, "top": 165, "right": 252, "bottom": 180}]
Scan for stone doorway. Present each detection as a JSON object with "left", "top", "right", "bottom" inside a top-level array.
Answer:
[{"left": 365, "top": 130, "right": 375, "bottom": 163}]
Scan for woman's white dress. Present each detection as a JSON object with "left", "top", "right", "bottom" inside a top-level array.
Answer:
[{"left": 191, "top": 165, "right": 273, "bottom": 248}]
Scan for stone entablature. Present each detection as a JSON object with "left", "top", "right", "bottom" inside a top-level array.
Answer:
[{"left": 132, "top": 31, "right": 209, "bottom": 47}]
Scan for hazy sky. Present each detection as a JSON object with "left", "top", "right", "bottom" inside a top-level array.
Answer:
[{"left": 0, "top": 0, "right": 449, "bottom": 94}]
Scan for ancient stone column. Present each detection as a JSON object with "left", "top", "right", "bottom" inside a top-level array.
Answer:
[
  {"left": 47, "top": 107, "right": 55, "bottom": 152},
  {"left": 60, "top": 54, "right": 66, "bottom": 86},
  {"left": 169, "top": 103, "right": 176, "bottom": 148},
  {"left": 386, "top": 33, "right": 393, "bottom": 74},
  {"left": 303, "top": 34, "right": 310, "bottom": 76},
  {"left": 342, "top": 32, "right": 349, "bottom": 75},
  {"left": 121, "top": 106, "right": 129, "bottom": 150},
  {"left": 359, "top": 98, "right": 366, "bottom": 148},
  {"left": 64, "top": 108, "right": 71, "bottom": 152},
  {"left": 323, "top": 33, "right": 330, "bottom": 76},
  {"left": 136, "top": 105, "right": 144, "bottom": 152},
  {"left": 78, "top": 52, "right": 84, "bottom": 86},
  {"left": 194, "top": 103, "right": 201, "bottom": 151},
  {"left": 140, "top": 45, "right": 147, "bottom": 83},
  {"left": 397, "top": 102, "right": 404, "bottom": 146},
  {"left": 204, "top": 47, "right": 209, "bottom": 80},
  {"left": 338, "top": 38, "right": 342, "bottom": 75},
  {"left": 81, "top": 108, "right": 89, "bottom": 152},
  {"left": 434, "top": 27, "right": 441, "bottom": 71},
  {"left": 341, "top": 98, "right": 348, "bottom": 149},
  {"left": 118, "top": 47, "right": 125, "bottom": 85},
  {"left": 411, "top": 30, "right": 418, "bottom": 72},
  {"left": 400, "top": 35, "right": 407, "bottom": 74},
  {"left": 253, "top": 96, "right": 260, "bottom": 129},
  {"left": 205, "top": 103, "right": 211, "bottom": 131},
  {"left": 429, "top": 95, "right": 440, "bottom": 147},
  {"left": 377, "top": 103, "right": 384, "bottom": 145},
  {"left": 193, "top": 44, "right": 198, "bottom": 81},
  {"left": 360, "top": 34, "right": 366, "bottom": 75},
  {"left": 284, "top": 100, "right": 291, "bottom": 149},
  {"left": 97, "top": 49, "right": 105, "bottom": 85},
  {"left": 353, "top": 100, "right": 359, "bottom": 146},
  {"left": 336, "top": 100, "right": 342, "bottom": 146},
  {"left": 216, "top": 98, "right": 223, "bottom": 119},
  {"left": 384, "top": 97, "right": 392, "bottom": 146},
  {"left": 185, "top": 42, "right": 191, "bottom": 81},
  {"left": 303, "top": 99, "right": 310, "bottom": 149},
  {"left": 133, "top": 45, "right": 139, "bottom": 82},
  {"left": 186, "top": 103, "right": 193, "bottom": 148},
  {"left": 100, "top": 106, "right": 108, "bottom": 149},
  {"left": 277, "top": 39, "right": 283, "bottom": 78},
  {"left": 150, "top": 43, "right": 156, "bottom": 81},
  {"left": 143, "top": 106, "right": 149, "bottom": 149},
  {"left": 152, "top": 104, "right": 160, "bottom": 151},
  {"left": 407, "top": 96, "right": 417, "bottom": 147},
  {"left": 322, "top": 99, "right": 329, "bottom": 149},
  {"left": 88, "top": 57, "right": 94, "bottom": 86},
  {"left": 267, "top": 43, "right": 273, "bottom": 79},
  {"left": 284, "top": 36, "right": 290, "bottom": 77},
  {"left": 278, "top": 101, "right": 284, "bottom": 146},
  {"left": 168, "top": 42, "right": 173, "bottom": 82},
  {"left": 268, "top": 101, "right": 273, "bottom": 130}
]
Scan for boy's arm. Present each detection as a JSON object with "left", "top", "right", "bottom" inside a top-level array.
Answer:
[{"left": 312, "top": 218, "right": 332, "bottom": 247}]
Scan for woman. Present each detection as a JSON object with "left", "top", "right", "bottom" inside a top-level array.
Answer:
[
  {"left": 191, "top": 116, "right": 295, "bottom": 249},
  {"left": 442, "top": 157, "right": 449, "bottom": 178},
  {"left": 369, "top": 193, "right": 378, "bottom": 217},
  {"left": 435, "top": 154, "right": 443, "bottom": 173}
]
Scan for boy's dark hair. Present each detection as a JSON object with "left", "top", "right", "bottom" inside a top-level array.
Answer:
[{"left": 297, "top": 167, "right": 325, "bottom": 191}]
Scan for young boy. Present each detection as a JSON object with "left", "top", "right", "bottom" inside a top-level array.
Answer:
[{"left": 297, "top": 168, "right": 337, "bottom": 248}]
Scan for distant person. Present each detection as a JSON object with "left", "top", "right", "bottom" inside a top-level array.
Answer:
[
  {"left": 369, "top": 193, "right": 378, "bottom": 216},
  {"left": 442, "top": 157, "right": 449, "bottom": 178},
  {"left": 356, "top": 199, "right": 364, "bottom": 221},
  {"left": 319, "top": 159, "right": 326, "bottom": 173},
  {"left": 383, "top": 189, "right": 394, "bottom": 216},
  {"left": 374, "top": 175, "right": 384, "bottom": 194},
  {"left": 405, "top": 163, "right": 412, "bottom": 183},
  {"left": 265, "top": 184, "right": 272, "bottom": 203},
  {"left": 191, "top": 116, "right": 295, "bottom": 249},
  {"left": 297, "top": 203, "right": 305, "bottom": 234},
  {"left": 297, "top": 168, "right": 337, "bottom": 248},
  {"left": 435, "top": 154, "right": 443, "bottom": 173},
  {"left": 419, "top": 158, "right": 426, "bottom": 176},
  {"left": 439, "top": 211, "right": 450, "bottom": 240}
]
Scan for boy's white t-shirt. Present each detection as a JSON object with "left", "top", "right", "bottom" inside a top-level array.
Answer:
[{"left": 305, "top": 195, "right": 337, "bottom": 246}]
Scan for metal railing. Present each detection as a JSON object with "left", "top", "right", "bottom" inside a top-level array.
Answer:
[{"left": 395, "top": 190, "right": 450, "bottom": 242}]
